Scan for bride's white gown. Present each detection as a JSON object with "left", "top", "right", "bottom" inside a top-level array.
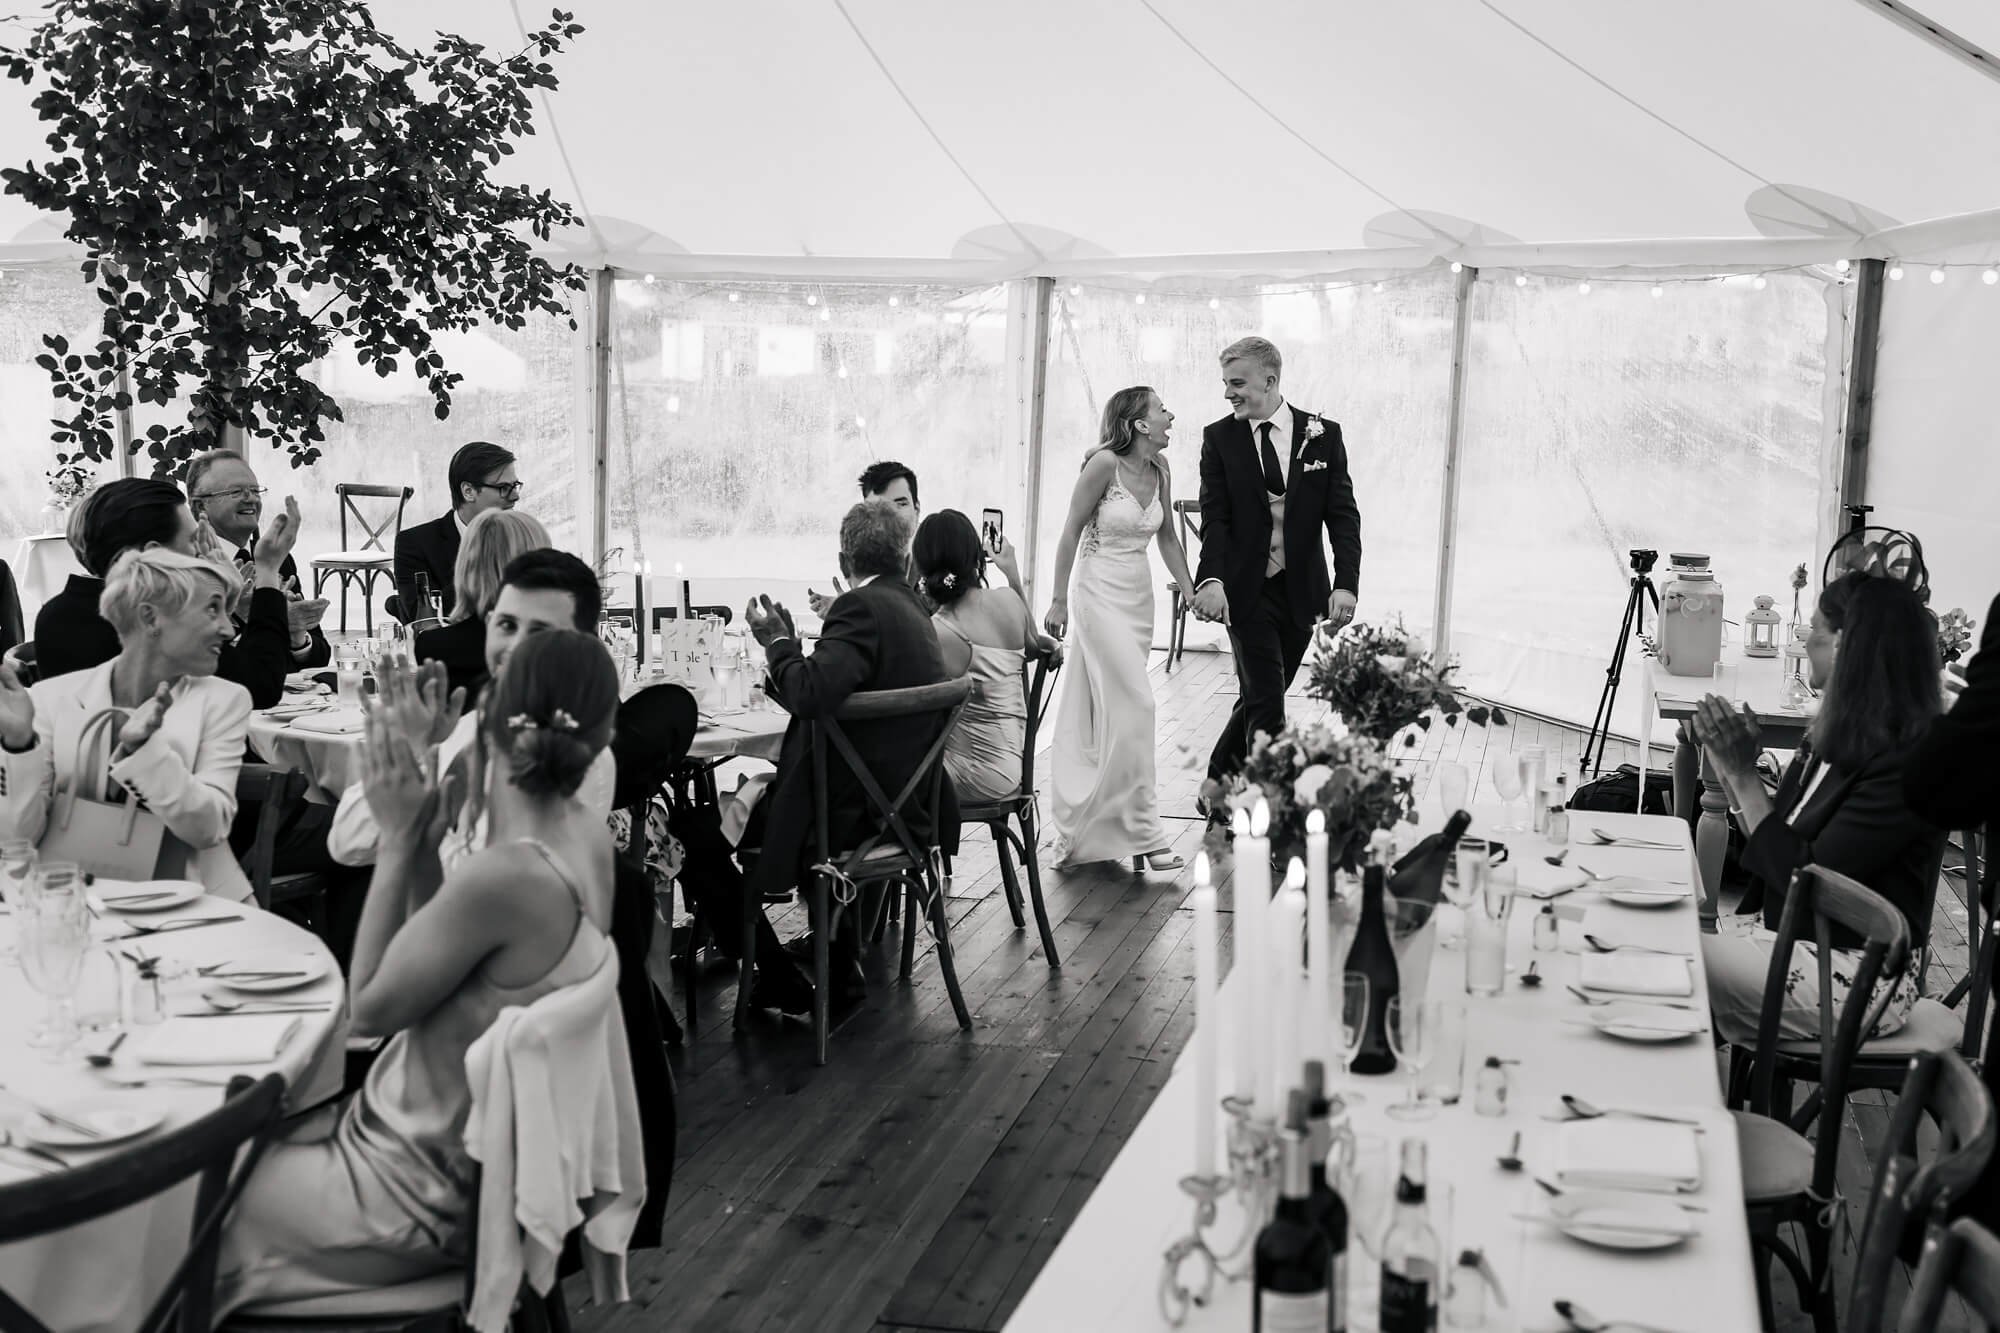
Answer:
[{"left": 1050, "top": 468, "right": 1168, "bottom": 865}]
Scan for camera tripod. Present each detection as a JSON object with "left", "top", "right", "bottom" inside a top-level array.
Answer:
[{"left": 1582, "top": 550, "right": 1662, "bottom": 781}]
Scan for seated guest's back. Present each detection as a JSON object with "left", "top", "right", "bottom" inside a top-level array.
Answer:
[
  {"left": 914, "top": 509, "right": 1036, "bottom": 802},
  {"left": 0, "top": 548, "right": 254, "bottom": 899},
  {"left": 213, "top": 629, "right": 620, "bottom": 1317},
  {"left": 1697, "top": 569, "right": 1947, "bottom": 1043},
  {"left": 414, "top": 509, "right": 550, "bottom": 708}
]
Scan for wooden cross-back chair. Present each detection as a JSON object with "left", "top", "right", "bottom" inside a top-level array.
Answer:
[
  {"left": 309, "top": 483, "right": 413, "bottom": 636},
  {"left": 1901, "top": 1217, "right": 2000, "bottom": 1332},
  {"left": 1164, "top": 499, "right": 1203, "bottom": 672},
  {"left": 952, "top": 650, "right": 1062, "bottom": 965}
]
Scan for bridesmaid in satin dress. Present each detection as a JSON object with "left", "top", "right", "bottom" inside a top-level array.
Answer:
[{"left": 1043, "top": 386, "right": 1202, "bottom": 872}]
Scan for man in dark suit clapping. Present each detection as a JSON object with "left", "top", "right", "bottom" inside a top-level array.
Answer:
[
  {"left": 184, "top": 449, "right": 331, "bottom": 670},
  {"left": 733, "top": 500, "right": 954, "bottom": 1014},
  {"left": 393, "top": 441, "right": 518, "bottom": 622}
]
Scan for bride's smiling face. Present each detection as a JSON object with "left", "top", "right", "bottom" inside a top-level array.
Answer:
[{"left": 1136, "top": 394, "right": 1175, "bottom": 447}]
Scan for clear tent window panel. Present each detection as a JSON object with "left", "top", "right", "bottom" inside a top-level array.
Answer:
[
  {"left": 0, "top": 265, "right": 114, "bottom": 546},
  {"left": 605, "top": 280, "right": 1013, "bottom": 604},
  {"left": 1449, "top": 272, "right": 1829, "bottom": 738},
  {"left": 1035, "top": 276, "right": 1456, "bottom": 655}
]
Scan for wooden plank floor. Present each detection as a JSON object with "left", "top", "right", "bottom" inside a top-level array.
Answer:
[{"left": 569, "top": 648, "right": 1978, "bottom": 1333}]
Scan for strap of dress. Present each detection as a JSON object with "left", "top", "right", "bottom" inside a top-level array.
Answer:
[{"left": 515, "top": 836, "right": 590, "bottom": 924}]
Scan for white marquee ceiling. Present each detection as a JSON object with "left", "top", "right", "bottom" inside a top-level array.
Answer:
[{"left": 0, "top": 0, "right": 1996, "bottom": 277}]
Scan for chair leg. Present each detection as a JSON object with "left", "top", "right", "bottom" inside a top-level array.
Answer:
[
  {"left": 993, "top": 820, "right": 1026, "bottom": 929},
  {"left": 812, "top": 876, "right": 832, "bottom": 1066},
  {"left": 1752, "top": 1237, "right": 1777, "bottom": 1331},
  {"left": 360, "top": 571, "right": 377, "bottom": 637},
  {"left": 927, "top": 873, "right": 973, "bottom": 1031},
  {"left": 900, "top": 881, "right": 919, "bottom": 982},
  {"left": 1806, "top": 1217, "right": 1838, "bottom": 1333},
  {"left": 680, "top": 894, "right": 700, "bottom": 1043},
  {"left": 1017, "top": 809, "right": 1060, "bottom": 967},
  {"left": 734, "top": 862, "right": 758, "bottom": 1032}
]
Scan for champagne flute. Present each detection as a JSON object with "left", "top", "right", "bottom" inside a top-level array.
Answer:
[
  {"left": 1436, "top": 761, "right": 1470, "bottom": 819},
  {"left": 20, "top": 888, "right": 88, "bottom": 1058},
  {"left": 1338, "top": 971, "right": 1370, "bottom": 1104},
  {"left": 1340, "top": 1133, "right": 1394, "bottom": 1259},
  {"left": 1490, "top": 755, "right": 1524, "bottom": 831},
  {"left": 1385, "top": 996, "right": 1440, "bottom": 1121}
]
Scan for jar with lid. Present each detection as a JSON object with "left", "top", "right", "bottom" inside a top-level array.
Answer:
[
  {"left": 1658, "top": 553, "right": 1725, "bottom": 677},
  {"left": 1744, "top": 594, "right": 1782, "bottom": 657}
]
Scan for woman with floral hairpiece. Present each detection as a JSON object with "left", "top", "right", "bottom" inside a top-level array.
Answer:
[
  {"left": 214, "top": 629, "right": 620, "bottom": 1315},
  {"left": 1694, "top": 569, "right": 1947, "bottom": 1045}
]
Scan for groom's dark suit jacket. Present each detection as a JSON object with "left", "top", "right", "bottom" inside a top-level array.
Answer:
[
  {"left": 745, "top": 577, "right": 960, "bottom": 900},
  {"left": 1194, "top": 405, "right": 1362, "bottom": 629}
]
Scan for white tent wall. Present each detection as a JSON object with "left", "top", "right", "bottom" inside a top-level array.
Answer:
[{"left": 1864, "top": 262, "right": 2000, "bottom": 629}]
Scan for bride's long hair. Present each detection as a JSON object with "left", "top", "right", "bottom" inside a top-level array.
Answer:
[{"left": 1086, "top": 385, "right": 1156, "bottom": 469}]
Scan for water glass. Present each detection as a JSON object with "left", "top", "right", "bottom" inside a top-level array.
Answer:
[
  {"left": 334, "top": 642, "right": 367, "bottom": 703},
  {"left": 1436, "top": 761, "right": 1470, "bottom": 819},
  {"left": 1490, "top": 756, "right": 1524, "bottom": 831},
  {"left": 1385, "top": 996, "right": 1442, "bottom": 1121},
  {"left": 1338, "top": 972, "right": 1370, "bottom": 1103},
  {"left": 76, "top": 943, "right": 124, "bottom": 1033},
  {"left": 1420, "top": 1000, "right": 1466, "bottom": 1106},
  {"left": 1464, "top": 870, "right": 1515, "bottom": 997},
  {"left": 1711, "top": 660, "right": 1740, "bottom": 702},
  {"left": 19, "top": 888, "right": 88, "bottom": 1058}
]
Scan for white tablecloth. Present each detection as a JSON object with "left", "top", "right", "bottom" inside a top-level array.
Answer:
[
  {"left": 10, "top": 533, "right": 85, "bottom": 621},
  {"left": 1005, "top": 808, "right": 1759, "bottom": 1333},
  {"left": 0, "top": 893, "right": 348, "bottom": 1333}
]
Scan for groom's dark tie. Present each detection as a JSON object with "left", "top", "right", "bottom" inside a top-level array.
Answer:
[{"left": 1257, "top": 421, "right": 1286, "bottom": 496}]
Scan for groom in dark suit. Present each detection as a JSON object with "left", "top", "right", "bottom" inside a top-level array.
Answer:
[{"left": 1192, "top": 336, "right": 1362, "bottom": 785}]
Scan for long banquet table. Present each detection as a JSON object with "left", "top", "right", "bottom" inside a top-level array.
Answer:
[
  {"left": 0, "top": 890, "right": 348, "bottom": 1333},
  {"left": 1006, "top": 807, "right": 1758, "bottom": 1333}
]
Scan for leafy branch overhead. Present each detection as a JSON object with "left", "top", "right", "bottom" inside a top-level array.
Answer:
[{"left": 0, "top": 1, "right": 589, "bottom": 471}]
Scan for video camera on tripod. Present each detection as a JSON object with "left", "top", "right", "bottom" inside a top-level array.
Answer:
[{"left": 1581, "top": 548, "right": 1664, "bottom": 778}]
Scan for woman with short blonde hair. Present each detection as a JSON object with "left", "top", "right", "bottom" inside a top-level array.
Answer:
[{"left": 449, "top": 509, "right": 550, "bottom": 625}]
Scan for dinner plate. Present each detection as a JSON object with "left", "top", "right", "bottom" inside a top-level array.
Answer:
[
  {"left": 208, "top": 951, "right": 332, "bottom": 994},
  {"left": 15, "top": 1103, "right": 166, "bottom": 1150},
  {"left": 1591, "top": 1004, "right": 1707, "bottom": 1043},
  {"left": 90, "top": 879, "right": 205, "bottom": 913},
  {"left": 1548, "top": 1190, "right": 1697, "bottom": 1249},
  {"left": 1601, "top": 879, "right": 1694, "bottom": 909}
]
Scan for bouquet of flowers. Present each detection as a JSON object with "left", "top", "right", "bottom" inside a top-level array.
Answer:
[
  {"left": 1790, "top": 562, "right": 1810, "bottom": 624},
  {"left": 1938, "top": 606, "right": 1977, "bottom": 666},
  {"left": 45, "top": 461, "right": 94, "bottom": 510},
  {"left": 1201, "top": 717, "right": 1415, "bottom": 871},
  {"left": 1303, "top": 617, "right": 1507, "bottom": 747}
]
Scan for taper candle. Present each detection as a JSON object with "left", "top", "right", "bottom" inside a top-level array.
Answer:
[
  {"left": 1305, "top": 809, "right": 1330, "bottom": 1068},
  {"left": 1230, "top": 806, "right": 1257, "bottom": 1103},
  {"left": 1243, "top": 800, "right": 1272, "bottom": 1115},
  {"left": 1191, "top": 858, "right": 1219, "bottom": 1179},
  {"left": 1265, "top": 863, "right": 1306, "bottom": 1113}
]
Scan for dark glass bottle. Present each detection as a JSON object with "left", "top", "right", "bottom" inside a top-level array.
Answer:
[
  {"left": 1389, "top": 810, "right": 1472, "bottom": 911},
  {"left": 1254, "top": 1091, "right": 1333, "bottom": 1333},
  {"left": 1301, "top": 1061, "right": 1349, "bottom": 1333},
  {"left": 1379, "top": 1138, "right": 1441, "bottom": 1333},
  {"left": 1343, "top": 831, "right": 1399, "bottom": 1075}
]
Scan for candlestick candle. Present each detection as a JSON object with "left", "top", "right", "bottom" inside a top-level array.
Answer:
[
  {"left": 1265, "top": 866, "right": 1306, "bottom": 1114},
  {"left": 1230, "top": 807, "right": 1257, "bottom": 1103},
  {"left": 1192, "top": 862, "right": 1219, "bottom": 1179},
  {"left": 1243, "top": 800, "right": 1272, "bottom": 1115},
  {"left": 676, "top": 561, "right": 690, "bottom": 618},
  {"left": 1305, "top": 810, "right": 1330, "bottom": 1069},
  {"left": 636, "top": 561, "right": 652, "bottom": 668}
]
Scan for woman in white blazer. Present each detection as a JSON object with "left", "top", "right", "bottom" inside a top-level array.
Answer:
[{"left": 0, "top": 547, "right": 254, "bottom": 901}]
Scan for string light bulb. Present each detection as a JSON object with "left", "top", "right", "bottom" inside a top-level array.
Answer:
[
  {"left": 1069, "top": 285, "right": 1081, "bottom": 296},
  {"left": 1888, "top": 264, "right": 1904, "bottom": 280},
  {"left": 1372, "top": 282, "right": 1384, "bottom": 293},
  {"left": 1514, "top": 273, "right": 1528, "bottom": 287},
  {"left": 837, "top": 364, "right": 848, "bottom": 379},
  {"left": 1208, "top": 297, "right": 1220, "bottom": 310},
  {"left": 1449, "top": 261, "right": 1463, "bottom": 274},
  {"left": 1752, "top": 275, "right": 1767, "bottom": 290},
  {"left": 854, "top": 414, "right": 866, "bottom": 427},
  {"left": 642, "top": 273, "right": 656, "bottom": 285},
  {"left": 1651, "top": 285, "right": 1664, "bottom": 298},
  {"left": 1134, "top": 293, "right": 1146, "bottom": 305},
  {"left": 1577, "top": 281, "right": 1592, "bottom": 295},
  {"left": 1984, "top": 269, "right": 1999, "bottom": 286},
  {"left": 1931, "top": 267, "right": 1947, "bottom": 284},
  {"left": 1835, "top": 259, "right": 1851, "bottom": 273},
  {"left": 666, "top": 395, "right": 680, "bottom": 413},
  {"left": 888, "top": 295, "right": 900, "bottom": 307},
  {"left": 727, "top": 291, "right": 740, "bottom": 302}
]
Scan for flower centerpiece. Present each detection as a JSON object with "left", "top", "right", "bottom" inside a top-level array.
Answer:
[
  {"left": 1790, "top": 562, "right": 1810, "bottom": 625},
  {"left": 1938, "top": 606, "right": 1977, "bottom": 666},
  {"left": 1303, "top": 616, "right": 1507, "bottom": 748},
  {"left": 45, "top": 461, "right": 93, "bottom": 514},
  {"left": 1201, "top": 717, "right": 1415, "bottom": 872}
]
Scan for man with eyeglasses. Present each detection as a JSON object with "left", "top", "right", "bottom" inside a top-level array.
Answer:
[
  {"left": 184, "top": 449, "right": 332, "bottom": 669},
  {"left": 393, "top": 441, "right": 519, "bottom": 622}
]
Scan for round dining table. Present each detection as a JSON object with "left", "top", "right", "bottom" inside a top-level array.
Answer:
[{"left": 0, "top": 889, "right": 348, "bottom": 1333}]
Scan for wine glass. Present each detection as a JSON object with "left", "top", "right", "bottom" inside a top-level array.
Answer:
[
  {"left": 1340, "top": 1133, "right": 1394, "bottom": 1259},
  {"left": 1490, "top": 755, "right": 1524, "bottom": 830},
  {"left": 1338, "top": 972, "right": 1370, "bottom": 1103},
  {"left": 1385, "top": 996, "right": 1440, "bottom": 1121},
  {"left": 1438, "top": 834, "right": 1487, "bottom": 952},
  {"left": 20, "top": 886, "right": 88, "bottom": 1058},
  {"left": 1436, "top": 761, "right": 1470, "bottom": 818}
]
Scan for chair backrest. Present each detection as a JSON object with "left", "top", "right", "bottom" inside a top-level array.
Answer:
[
  {"left": 0, "top": 1073, "right": 285, "bottom": 1333},
  {"left": 1, "top": 642, "right": 36, "bottom": 689},
  {"left": 809, "top": 677, "right": 973, "bottom": 875},
  {"left": 236, "top": 763, "right": 309, "bottom": 911},
  {"left": 1018, "top": 651, "right": 1060, "bottom": 797},
  {"left": 1848, "top": 1050, "right": 1998, "bottom": 1330},
  {"left": 1902, "top": 1217, "right": 2000, "bottom": 1332},
  {"left": 1969, "top": 824, "right": 1999, "bottom": 1057},
  {"left": 1747, "top": 864, "right": 1911, "bottom": 1194},
  {"left": 1172, "top": 497, "right": 1202, "bottom": 546},
  {"left": 334, "top": 483, "right": 414, "bottom": 554}
]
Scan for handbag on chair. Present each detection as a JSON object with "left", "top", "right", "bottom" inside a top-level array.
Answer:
[{"left": 36, "top": 708, "right": 189, "bottom": 879}]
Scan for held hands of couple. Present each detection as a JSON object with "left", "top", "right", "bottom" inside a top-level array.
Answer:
[{"left": 1188, "top": 582, "right": 1230, "bottom": 627}]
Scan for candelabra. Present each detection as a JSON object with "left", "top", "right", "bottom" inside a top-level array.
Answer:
[{"left": 1156, "top": 1096, "right": 1280, "bottom": 1324}]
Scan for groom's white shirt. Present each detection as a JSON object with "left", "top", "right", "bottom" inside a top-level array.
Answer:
[{"left": 1250, "top": 398, "right": 1290, "bottom": 576}]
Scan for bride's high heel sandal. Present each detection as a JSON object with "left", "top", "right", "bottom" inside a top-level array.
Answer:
[{"left": 1133, "top": 851, "right": 1186, "bottom": 874}]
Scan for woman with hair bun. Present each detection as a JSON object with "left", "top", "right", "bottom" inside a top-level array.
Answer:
[
  {"left": 912, "top": 509, "right": 1052, "bottom": 802},
  {"left": 213, "top": 629, "right": 619, "bottom": 1314},
  {"left": 1041, "top": 386, "right": 1200, "bottom": 873}
]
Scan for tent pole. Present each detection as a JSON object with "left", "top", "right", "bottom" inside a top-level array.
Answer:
[
  {"left": 1431, "top": 264, "right": 1478, "bottom": 664},
  {"left": 1019, "top": 276, "right": 1055, "bottom": 602},
  {"left": 1838, "top": 258, "right": 1885, "bottom": 520},
  {"left": 1846, "top": 0, "right": 2000, "bottom": 85},
  {"left": 579, "top": 266, "right": 614, "bottom": 571}
]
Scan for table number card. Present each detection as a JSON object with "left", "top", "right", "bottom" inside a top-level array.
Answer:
[{"left": 656, "top": 618, "right": 719, "bottom": 700}]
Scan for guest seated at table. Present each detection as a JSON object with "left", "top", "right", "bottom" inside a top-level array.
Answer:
[
  {"left": 913, "top": 509, "right": 1051, "bottom": 802},
  {"left": 0, "top": 548, "right": 255, "bottom": 900},
  {"left": 1695, "top": 569, "right": 1947, "bottom": 1044},
  {"left": 213, "top": 629, "right": 620, "bottom": 1317},
  {"left": 393, "top": 440, "right": 518, "bottom": 623},
  {"left": 184, "top": 448, "right": 331, "bottom": 670},
  {"left": 414, "top": 508, "right": 549, "bottom": 709},
  {"left": 32, "top": 478, "right": 301, "bottom": 708},
  {"left": 328, "top": 548, "right": 612, "bottom": 867},
  {"left": 717, "top": 500, "right": 956, "bottom": 1015}
]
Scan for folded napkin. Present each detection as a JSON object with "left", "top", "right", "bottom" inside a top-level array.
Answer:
[
  {"left": 1577, "top": 951, "right": 1695, "bottom": 997},
  {"left": 1513, "top": 861, "right": 1586, "bottom": 898},
  {"left": 133, "top": 1014, "right": 304, "bottom": 1065},
  {"left": 288, "top": 709, "right": 365, "bottom": 735},
  {"left": 1555, "top": 1118, "right": 1702, "bottom": 1192}
]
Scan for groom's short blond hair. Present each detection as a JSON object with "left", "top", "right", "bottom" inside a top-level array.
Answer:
[{"left": 1219, "top": 337, "right": 1282, "bottom": 382}]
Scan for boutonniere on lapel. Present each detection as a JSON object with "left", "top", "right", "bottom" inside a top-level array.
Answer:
[{"left": 1299, "top": 415, "right": 1330, "bottom": 471}]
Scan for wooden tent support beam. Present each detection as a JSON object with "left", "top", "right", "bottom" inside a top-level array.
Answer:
[
  {"left": 1849, "top": 0, "right": 2000, "bottom": 86},
  {"left": 1839, "top": 258, "right": 1886, "bottom": 519},
  {"left": 1431, "top": 264, "right": 1477, "bottom": 663},
  {"left": 1019, "top": 276, "right": 1055, "bottom": 601}
]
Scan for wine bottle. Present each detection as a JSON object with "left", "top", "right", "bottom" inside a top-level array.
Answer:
[
  {"left": 1254, "top": 1091, "right": 1333, "bottom": 1333},
  {"left": 1389, "top": 810, "right": 1472, "bottom": 910},
  {"left": 1301, "top": 1062, "right": 1349, "bottom": 1333},
  {"left": 1343, "top": 831, "right": 1400, "bottom": 1076},
  {"left": 1379, "top": 1138, "right": 1442, "bottom": 1333}
]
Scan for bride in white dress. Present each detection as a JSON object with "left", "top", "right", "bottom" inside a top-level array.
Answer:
[{"left": 1044, "top": 386, "right": 1201, "bottom": 872}]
